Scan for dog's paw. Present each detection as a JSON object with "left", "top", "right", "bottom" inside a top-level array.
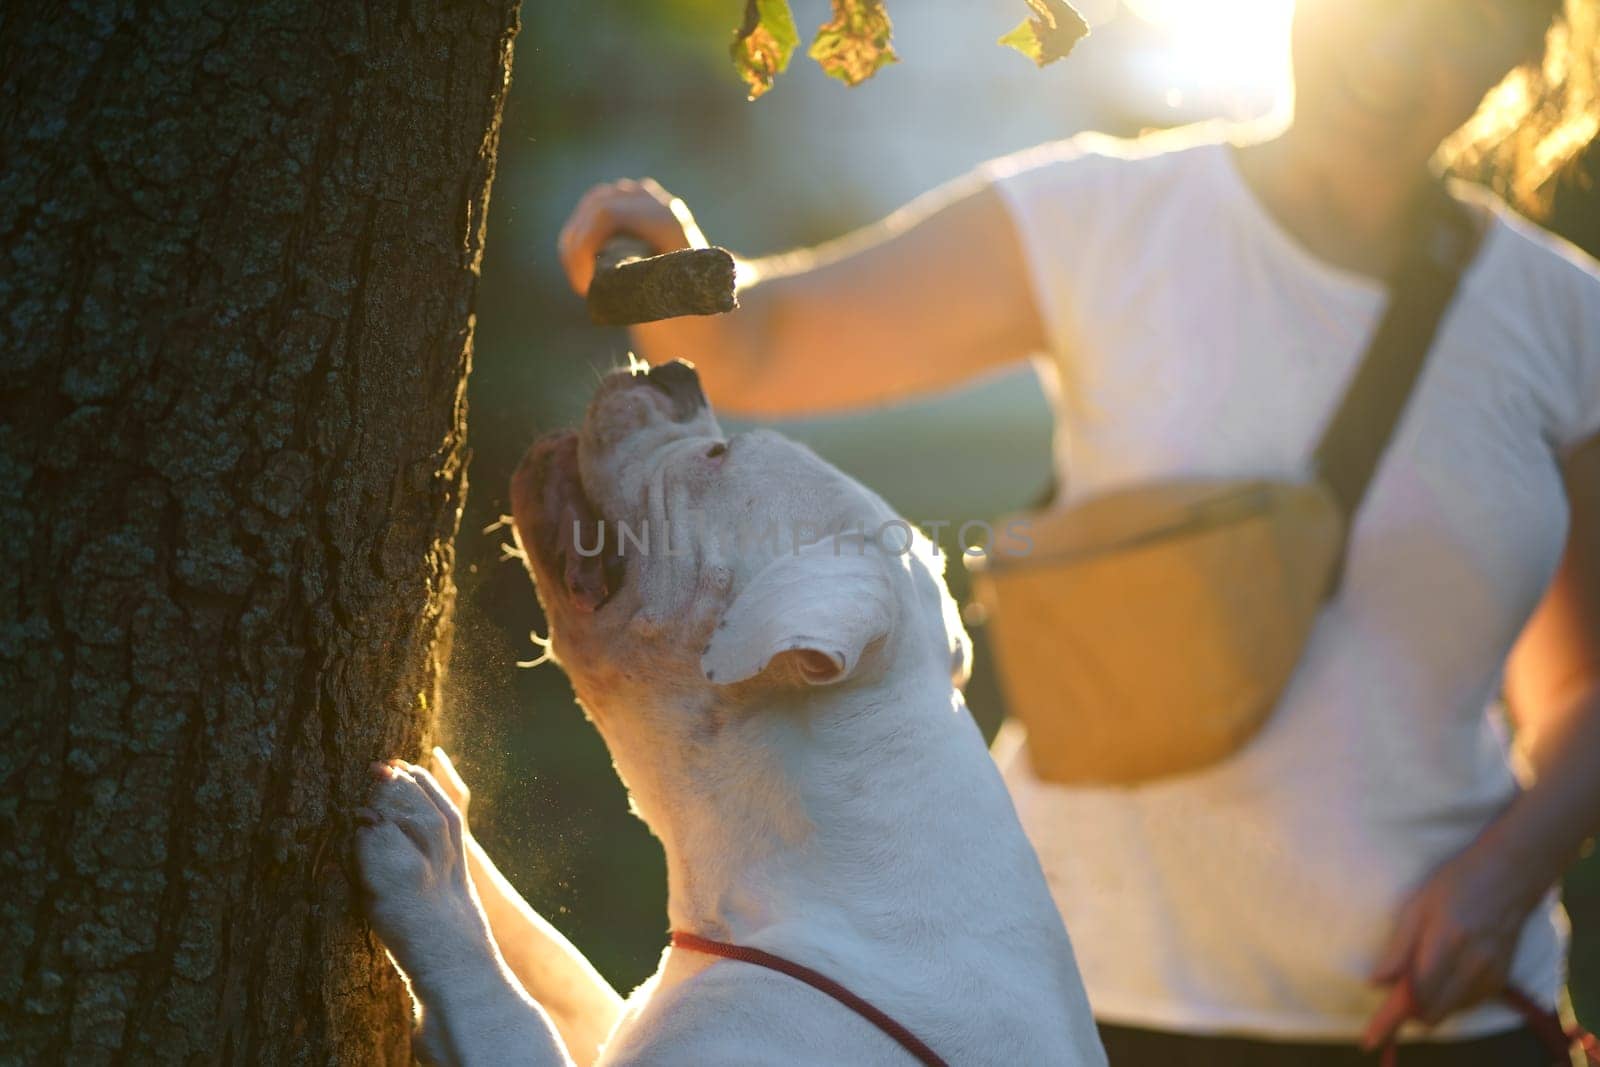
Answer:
[{"left": 355, "top": 759, "right": 491, "bottom": 993}]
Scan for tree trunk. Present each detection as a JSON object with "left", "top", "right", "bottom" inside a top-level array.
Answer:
[{"left": 0, "top": 2, "right": 519, "bottom": 1062}]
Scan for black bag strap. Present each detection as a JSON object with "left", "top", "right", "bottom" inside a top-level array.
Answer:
[{"left": 1313, "top": 182, "right": 1482, "bottom": 521}]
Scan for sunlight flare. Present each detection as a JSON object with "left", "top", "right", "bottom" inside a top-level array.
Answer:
[{"left": 1125, "top": 0, "right": 1296, "bottom": 114}]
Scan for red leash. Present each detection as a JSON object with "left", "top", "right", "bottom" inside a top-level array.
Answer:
[
  {"left": 1377, "top": 984, "right": 1600, "bottom": 1066},
  {"left": 669, "top": 931, "right": 951, "bottom": 1067},
  {"left": 673, "top": 932, "right": 1600, "bottom": 1066}
]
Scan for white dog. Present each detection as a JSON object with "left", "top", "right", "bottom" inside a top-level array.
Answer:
[{"left": 356, "top": 361, "right": 1106, "bottom": 1066}]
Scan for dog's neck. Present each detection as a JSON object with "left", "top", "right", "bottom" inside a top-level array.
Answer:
[
  {"left": 581, "top": 635, "right": 1095, "bottom": 1061},
  {"left": 597, "top": 657, "right": 1028, "bottom": 954}
]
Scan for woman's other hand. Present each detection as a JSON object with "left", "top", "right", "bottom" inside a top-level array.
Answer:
[
  {"left": 1361, "top": 834, "right": 1542, "bottom": 1049},
  {"left": 557, "top": 178, "right": 708, "bottom": 297},
  {"left": 1362, "top": 437, "right": 1600, "bottom": 1048}
]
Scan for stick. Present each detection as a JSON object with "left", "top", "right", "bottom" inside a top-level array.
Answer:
[{"left": 587, "top": 235, "right": 739, "bottom": 326}]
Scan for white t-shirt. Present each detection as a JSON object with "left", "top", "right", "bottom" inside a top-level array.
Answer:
[{"left": 979, "top": 127, "right": 1600, "bottom": 1040}]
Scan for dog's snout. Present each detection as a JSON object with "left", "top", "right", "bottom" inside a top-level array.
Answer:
[{"left": 644, "top": 360, "right": 707, "bottom": 420}]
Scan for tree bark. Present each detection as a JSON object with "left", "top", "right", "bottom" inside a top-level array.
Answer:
[{"left": 0, "top": 1, "right": 519, "bottom": 1062}]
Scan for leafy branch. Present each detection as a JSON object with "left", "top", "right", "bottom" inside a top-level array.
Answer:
[
  {"left": 730, "top": 0, "right": 1089, "bottom": 100},
  {"left": 998, "top": 0, "right": 1091, "bottom": 68}
]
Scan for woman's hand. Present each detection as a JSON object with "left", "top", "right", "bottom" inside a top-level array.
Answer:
[
  {"left": 554, "top": 171, "right": 1044, "bottom": 419},
  {"left": 557, "top": 178, "right": 709, "bottom": 297},
  {"left": 1361, "top": 833, "right": 1542, "bottom": 1049},
  {"left": 1363, "top": 438, "right": 1600, "bottom": 1049}
]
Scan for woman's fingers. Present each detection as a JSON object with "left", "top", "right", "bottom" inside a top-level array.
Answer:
[
  {"left": 667, "top": 194, "right": 709, "bottom": 250},
  {"left": 1365, "top": 869, "right": 1519, "bottom": 1046},
  {"left": 557, "top": 179, "right": 700, "bottom": 297},
  {"left": 1361, "top": 975, "right": 1417, "bottom": 1051},
  {"left": 1362, "top": 888, "right": 1428, "bottom": 1050},
  {"left": 557, "top": 196, "right": 611, "bottom": 295},
  {"left": 556, "top": 183, "right": 618, "bottom": 259},
  {"left": 1369, "top": 890, "right": 1425, "bottom": 984},
  {"left": 1415, "top": 965, "right": 1501, "bottom": 1026},
  {"left": 1410, "top": 931, "right": 1511, "bottom": 1025}
]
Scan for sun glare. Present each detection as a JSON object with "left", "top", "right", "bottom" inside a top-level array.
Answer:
[{"left": 1123, "top": 0, "right": 1297, "bottom": 117}]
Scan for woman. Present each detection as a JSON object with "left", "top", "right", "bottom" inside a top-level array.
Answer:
[{"left": 557, "top": 1, "right": 1600, "bottom": 1062}]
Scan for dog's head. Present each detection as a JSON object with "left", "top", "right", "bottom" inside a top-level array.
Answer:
[{"left": 509, "top": 359, "right": 971, "bottom": 749}]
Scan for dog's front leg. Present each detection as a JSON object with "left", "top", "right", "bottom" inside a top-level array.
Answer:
[
  {"left": 356, "top": 759, "right": 576, "bottom": 1067},
  {"left": 427, "top": 750, "right": 623, "bottom": 1064}
]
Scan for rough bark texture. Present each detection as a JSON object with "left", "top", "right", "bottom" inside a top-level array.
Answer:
[{"left": 0, "top": 1, "right": 519, "bottom": 1062}]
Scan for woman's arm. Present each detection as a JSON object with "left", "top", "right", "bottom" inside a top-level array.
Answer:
[
  {"left": 1505, "top": 436, "right": 1600, "bottom": 779},
  {"left": 429, "top": 750, "right": 624, "bottom": 1067},
  {"left": 557, "top": 175, "right": 1047, "bottom": 418},
  {"left": 1363, "top": 435, "right": 1600, "bottom": 1047}
]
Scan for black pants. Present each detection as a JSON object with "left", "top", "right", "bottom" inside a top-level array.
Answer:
[{"left": 1097, "top": 1021, "right": 1552, "bottom": 1066}]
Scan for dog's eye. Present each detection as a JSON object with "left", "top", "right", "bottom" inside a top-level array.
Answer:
[{"left": 705, "top": 442, "right": 728, "bottom": 459}]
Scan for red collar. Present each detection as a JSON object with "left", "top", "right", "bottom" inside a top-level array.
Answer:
[{"left": 669, "top": 931, "right": 950, "bottom": 1066}]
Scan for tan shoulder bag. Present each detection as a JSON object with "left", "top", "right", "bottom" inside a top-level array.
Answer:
[{"left": 968, "top": 184, "right": 1481, "bottom": 785}]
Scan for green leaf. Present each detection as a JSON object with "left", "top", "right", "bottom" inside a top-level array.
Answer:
[
  {"left": 999, "top": 0, "right": 1090, "bottom": 68},
  {"left": 730, "top": 0, "right": 801, "bottom": 101},
  {"left": 809, "top": 0, "right": 899, "bottom": 88}
]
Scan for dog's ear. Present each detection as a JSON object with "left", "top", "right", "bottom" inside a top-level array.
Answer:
[{"left": 702, "top": 540, "right": 894, "bottom": 687}]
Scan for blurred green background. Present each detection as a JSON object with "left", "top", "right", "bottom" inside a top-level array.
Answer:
[{"left": 439, "top": 0, "right": 1600, "bottom": 1029}]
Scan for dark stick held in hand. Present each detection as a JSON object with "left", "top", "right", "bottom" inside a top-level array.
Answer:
[{"left": 587, "top": 235, "right": 739, "bottom": 326}]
